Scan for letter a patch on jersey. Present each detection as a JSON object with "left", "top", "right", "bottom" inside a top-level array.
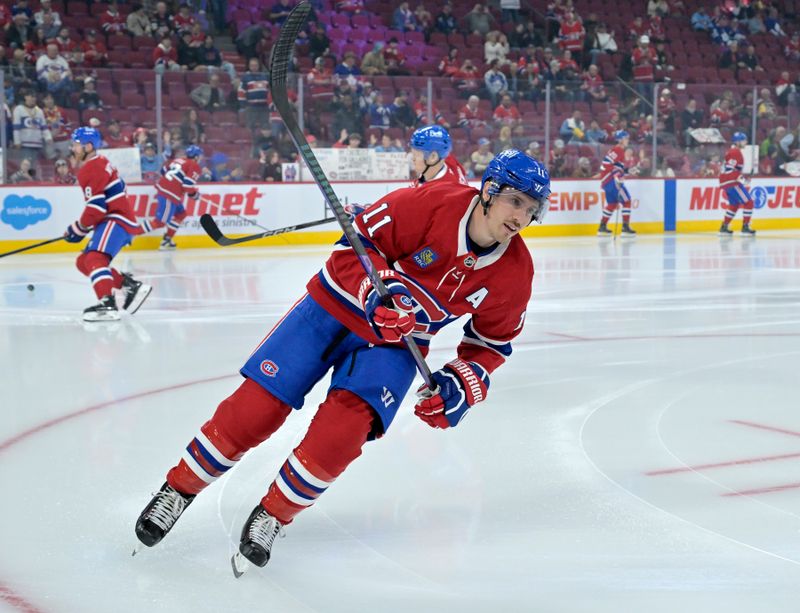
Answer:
[{"left": 413, "top": 247, "right": 438, "bottom": 269}]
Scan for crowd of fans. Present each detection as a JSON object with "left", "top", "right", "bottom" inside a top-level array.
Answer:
[{"left": 1, "top": 0, "right": 799, "bottom": 185}]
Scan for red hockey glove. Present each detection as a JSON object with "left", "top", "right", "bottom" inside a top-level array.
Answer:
[
  {"left": 358, "top": 275, "right": 416, "bottom": 343},
  {"left": 415, "top": 359, "right": 489, "bottom": 429},
  {"left": 64, "top": 221, "right": 89, "bottom": 243}
]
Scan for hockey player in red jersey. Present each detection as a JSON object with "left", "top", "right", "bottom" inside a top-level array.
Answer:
[
  {"left": 597, "top": 130, "right": 636, "bottom": 236},
  {"left": 409, "top": 125, "right": 468, "bottom": 187},
  {"left": 63, "top": 127, "right": 152, "bottom": 322},
  {"left": 140, "top": 145, "right": 203, "bottom": 250},
  {"left": 134, "top": 149, "right": 551, "bottom": 573},
  {"left": 719, "top": 132, "right": 756, "bottom": 236}
]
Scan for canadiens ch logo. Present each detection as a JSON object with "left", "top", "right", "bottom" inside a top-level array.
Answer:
[
  {"left": 463, "top": 255, "right": 476, "bottom": 268},
  {"left": 413, "top": 247, "right": 438, "bottom": 268},
  {"left": 260, "top": 360, "right": 279, "bottom": 377}
]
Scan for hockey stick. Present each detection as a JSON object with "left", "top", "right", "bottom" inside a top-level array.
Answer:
[
  {"left": 200, "top": 213, "right": 337, "bottom": 246},
  {"left": 268, "top": 2, "right": 435, "bottom": 387},
  {"left": 0, "top": 236, "right": 66, "bottom": 259}
]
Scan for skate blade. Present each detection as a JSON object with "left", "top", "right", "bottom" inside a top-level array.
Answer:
[
  {"left": 231, "top": 552, "right": 250, "bottom": 578},
  {"left": 619, "top": 233, "right": 637, "bottom": 239},
  {"left": 127, "top": 284, "right": 153, "bottom": 314},
  {"left": 82, "top": 311, "right": 121, "bottom": 322}
]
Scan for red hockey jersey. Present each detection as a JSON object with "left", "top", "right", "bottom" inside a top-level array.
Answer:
[
  {"left": 307, "top": 182, "right": 533, "bottom": 374},
  {"left": 599, "top": 145, "right": 627, "bottom": 187},
  {"left": 76, "top": 154, "right": 139, "bottom": 231},
  {"left": 156, "top": 157, "right": 201, "bottom": 202},
  {"left": 720, "top": 146, "right": 744, "bottom": 188},
  {"left": 412, "top": 154, "right": 468, "bottom": 187}
]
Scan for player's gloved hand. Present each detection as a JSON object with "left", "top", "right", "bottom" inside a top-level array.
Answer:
[
  {"left": 187, "top": 191, "right": 200, "bottom": 200},
  {"left": 414, "top": 359, "right": 489, "bottom": 429},
  {"left": 64, "top": 221, "right": 89, "bottom": 243},
  {"left": 343, "top": 201, "right": 367, "bottom": 220},
  {"left": 358, "top": 275, "right": 416, "bottom": 343}
]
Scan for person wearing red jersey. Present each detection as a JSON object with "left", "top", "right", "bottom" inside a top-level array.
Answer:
[
  {"left": 134, "top": 149, "right": 551, "bottom": 573},
  {"left": 139, "top": 144, "right": 203, "bottom": 249},
  {"left": 408, "top": 125, "right": 467, "bottom": 187},
  {"left": 63, "top": 127, "right": 152, "bottom": 322},
  {"left": 597, "top": 130, "right": 636, "bottom": 236},
  {"left": 719, "top": 131, "right": 756, "bottom": 236}
]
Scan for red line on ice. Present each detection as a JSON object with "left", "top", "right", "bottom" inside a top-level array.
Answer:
[
  {"left": 728, "top": 420, "right": 800, "bottom": 439},
  {"left": 722, "top": 482, "right": 800, "bottom": 497},
  {"left": 646, "top": 451, "right": 800, "bottom": 476}
]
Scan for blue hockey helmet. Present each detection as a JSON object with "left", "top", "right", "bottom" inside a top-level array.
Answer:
[
  {"left": 408, "top": 125, "right": 452, "bottom": 160},
  {"left": 481, "top": 149, "right": 551, "bottom": 224},
  {"left": 185, "top": 144, "right": 203, "bottom": 158},
  {"left": 732, "top": 131, "right": 747, "bottom": 143},
  {"left": 614, "top": 130, "right": 630, "bottom": 142},
  {"left": 71, "top": 126, "right": 102, "bottom": 150}
]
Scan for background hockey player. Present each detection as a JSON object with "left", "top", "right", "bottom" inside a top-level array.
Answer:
[
  {"left": 63, "top": 127, "right": 152, "bottom": 322},
  {"left": 134, "top": 149, "right": 551, "bottom": 574},
  {"left": 140, "top": 145, "right": 203, "bottom": 250},
  {"left": 409, "top": 124, "right": 467, "bottom": 187},
  {"left": 597, "top": 130, "right": 636, "bottom": 236},
  {"left": 719, "top": 132, "right": 756, "bottom": 236}
]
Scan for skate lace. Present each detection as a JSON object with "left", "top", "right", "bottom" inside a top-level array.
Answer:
[
  {"left": 145, "top": 487, "right": 189, "bottom": 532},
  {"left": 248, "top": 510, "right": 285, "bottom": 553}
]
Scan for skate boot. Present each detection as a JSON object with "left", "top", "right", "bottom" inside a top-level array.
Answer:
[
  {"left": 741, "top": 223, "right": 756, "bottom": 236},
  {"left": 121, "top": 272, "right": 153, "bottom": 314},
  {"left": 597, "top": 222, "right": 613, "bottom": 236},
  {"left": 83, "top": 295, "right": 120, "bottom": 322},
  {"left": 231, "top": 505, "right": 285, "bottom": 577},
  {"left": 719, "top": 223, "right": 733, "bottom": 236},
  {"left": 621, "top": 223, "right": 637, "bottom": 236},
  {"left": 134, "top": 482, "right": 195, "bottom": 549},
  {"left": 159, "top": 235, "right": 177, "bottom": 250}
]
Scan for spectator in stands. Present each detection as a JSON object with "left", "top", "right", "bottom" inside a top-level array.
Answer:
[
  {"left": 192, "top": 72, "right": 227, "bottom": 112},
  {"left": 413, "top": 94, "right": 449, "bottom": 128},
  {"left": 414, "top": 3, "right": 433, "bottom": 36},
  {"left": 435, "top": 3, "right": 457, "bottom": 35},
  {"left": 39, "top": 93, "right": 69, "bottom": 158},
  {"left": 779, "top": 123, "right": 800, "bottom": 167},
  {"left": 647, "top": 0, "right": 668, "bottom": 18},
  {"left": 745, "top": 10, "right": 766, "bottom": 36},
  {"left": 776, "top": 71, "right": 797, "bottom": 108},
  {"left": 764, "top": 8, "right": 786, "bottom": 38},
  {"left": 718, "top": 40, "right": 741, "bottom": 71},
  {"left": 740, "top": 44, "right": 764, "bottom": 72},
  {"left": 632, "top": 35, "right": 657, "bottom": 99},
  {"left": 33, "top": 0, "right": 60, "bottom": 28},
  {"left": 179, "top": 109, "right": 206, "bottom": 145},
  {"left": 585, "top": 119, "right": 607, "bottom": 144},
  {"left": 361, "top": 42, "right": 387, "bottom": 76},
  {"left": 178, "top": 31, "right": 199, "bottom": 70},
  {"left": 392, "top": 2, "right": 417, "bottom": 32},
  {"left": 332, "top": 94, "right": 364, "bottom": 137},
  {"left": 517, "top": 55, "right": 542, "bottom": 102},
  {"left": 710, "top": 99, "right": 735, "bottom": 127},
  {"left": 269, "top": 0, "right": 293, "bottom": 26},
  {"left": 80, "top": 30, "right": 108, "bottom": 68},
  {"left": 560, "top": 109, "right": 587, "bottom": 143},
  {"left": 172, "top": 3, "right": 195, "bottom": 35},
  {"left": 101, "top": 1, "right": 128, "bottom": 37},
  {"left": 558, "top": 10, "right": 585, "bottom": 65},
  {"left": 337, "top": 0, "right": 365, "bottom": 14},
  {"left": 77, "top": 78, "right": 103, "bottom": 112},
  {"left": 680, "top": 98, "right": 704, "bottom": 147},
  {"left": 658, "top": 87, "right": 676, "bottom": 132},
  {"left": 238, "top": 58, "right": 269, "bottom": 128},
  {"left": 494, "top": 124, "right": 514, "bottom": 152},
  {"left": 574, "top": 156, "right": 593, "bottom": 178},
  {"left": 39, "top": 12, "right": 59, "bottom": 40},
  {"left": 628, "top": 16, "right": 648, "bottom": 43},
  {"left": 367, "top": 92, "right": 391, "bottom": 130},
  {"left": 388, "top": 90, "right": 416, "bottom": 130},
  {"left": 334, "top": 52, "right": 362, "bottom": 83},
  {"left": 23, "top": 26, "right": 47, "bottom": 63},
  {"left": 259, "top": 147, "right": 283, "bottom": 181},
  {"left": 653, "top": 40, "right": 672, "bottom": 74},
  {"left": 196, "top": 35, "right": 236, "bottom": 80},
  {"left": 458, "top": 95, "right": 488, "bottom": 132},
  {"left": 493, "top": 93, "right": 521, "bottom": 129},
  {"left": 470, "top": 137, "right": 494, "bottom": 174},
  {"left": 465, "top": 3, "right": 495, "bottom": 37},
  {"left": 548, "top": 138, "right": 570, "bottom": 177},
  {"left": 54, "top": 26, "right": 80, "bottom": 61},
  {"left": 784, "top": 33, "right": 800, "bottom": 62},
  {"left": 140, "top": 142, "right": 164, "bottom": 180},
  {"left": 150, "top": 2, "right": 173, "bottom": 39},
  {"left": 127, "top": 4, "right": 152, "bottom": 37},
  {"left": 371, "top": 133, "right": 404, "bottom": 152},
  {"left": 7, "top": 48, "right": 34, "bottom": 97},
  {"left": 383, "top": 38, "right": 410, "bottom": 76},
  {"left": 587, "top": 22, "right": 617, "bottom": 66},
  {"left": 10, "top": 157, "right": 35, "bottom": 184},
  {"left": 485, "top": 31, "right": 511, "bottom": 67},
  {"left": 12, "top": 91, "right": 50, "bottom": 164},
  {"left": 453, "top": 59, "right": 482, "bottom": 97},
  {"left": 484, "top": 59, "right": 509, "bottom": 107},
  {"left": 758, "top": 88, "right": 777, "bottom": 120},
  {"left": 438, "top": 47, "right": 460, "bottom": 78},
  {"left": 546, "top": 60, "right": 575, "bottom": 101},
  {"left": 647, "top": 14, "right": 665, "bottom": 44},
  {"left": 153, "top": 35, "right": 180, "bottom": 72},
  {"left": 210, "top": 152, "right": 245, "bottom": 182},
  {"left": 36, "top": 44, "right": 72, "bottom": 106},
  {"left": 500, "top": 0, "right": 521, "bottom": 24},
  {"left": 308, "top": 26, "right": 331, "bottom": 62},
  {"left": 54, "top": 157, "right": 77, "bottom": 184},
  {"left": 580, "top": 64, "right": 607, "bottom": 105},
  {"left": 525, "top": 141, "right": 541, "bottom": 159},
  {"left": 508, "top": 21, "right": 534, "bottom": 49},
  {"left": 7, "top": 13, "right": 34, "bottom": 50},
  {"left": 691, "top": 6, "right": 712, "bottom": 31},
  {"left": 104, "top": 119, "right": 132, "bottom": 148}
]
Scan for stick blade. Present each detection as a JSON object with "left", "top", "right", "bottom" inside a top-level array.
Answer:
[{"left": 199, "top": 214, "right": 233, "bottom": 246}]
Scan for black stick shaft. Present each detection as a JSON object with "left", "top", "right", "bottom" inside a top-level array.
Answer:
[{"left": 0, "top": 236, "right": 66, "bottom": 259}]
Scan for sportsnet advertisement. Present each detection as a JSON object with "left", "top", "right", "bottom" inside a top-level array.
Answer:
[{"left": 676, "top": 178, "right": 800, "bottom": 231}]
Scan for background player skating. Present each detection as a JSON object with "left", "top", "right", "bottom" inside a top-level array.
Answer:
[
  {"left": 63, "top": 127, "right": 152, "bottom": 322},
  {"left": 409, "top": 124, "right": 468, "bottom": 187},
  {"left": 134, "top": 149, "right": 551, "bottom": 575},
  {"left": 597, "top": 130, "right": 636, "bottom": 236},
  {"left": 140, "top": 145, "right": 204, "bottom": 250},
  {"left": 719, "top": 132, "right": 756, "bottom": 236}
]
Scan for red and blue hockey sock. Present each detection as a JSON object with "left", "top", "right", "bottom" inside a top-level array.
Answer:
[
  {"left": 723, "top": 204, "right": 738, "bottom": 226},
  {"left": 622, "top": 207, "right": 631, "bottom": 224},
  {"left": 76, "top": 251, "right": 123, "bottom": 299},
  {"left": 601, "top": 203, "right": 617, "bottom": 225},
  {"left": 164, "top": 209, "right": 187, "bottom": 239},
  {"left": 166, "top": 378, "right": 292, "bottom": 495},
  {"left": 743, "top": 201, "right": 753, "bottom": 225},
  {"left": 262, "top": 389, "right": 375, "bottom": 525}
]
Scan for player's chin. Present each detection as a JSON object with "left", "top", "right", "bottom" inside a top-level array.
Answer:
[{"left": 501, "top": 222, "right": 521, "bottom": 239}]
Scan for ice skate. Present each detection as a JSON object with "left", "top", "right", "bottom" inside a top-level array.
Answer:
[
  {"left": 133, "top": 482, "right": 195, "bottom": 554},
  {"left": 719, "top": 223, "right": 733, "bottom": 236},
  {"left": 231, "top": 505, "right": 285, "bottom": 577},
  {"left": 597, "top": 222, "right": 612, "bottom": 237},
  {"left": 741, "top": 223, "right": 756, "bottom": 236},
  {"left": 82, "top": 295, "right": 120, "bottom": 322},
  {"left": 121, "top": 272, "right": 152, "bottom": 314},
  {"left": 159, "top": 235, "right": 177, "bottom": 251},
  {"left": 620, "top": 223, "right": 637, "bottom": 236}
]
